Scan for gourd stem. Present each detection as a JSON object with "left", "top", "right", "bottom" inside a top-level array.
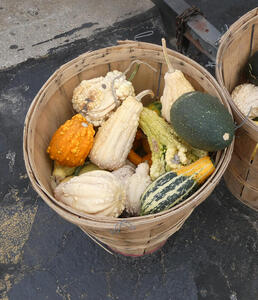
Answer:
[
  {"left": 162, "top": 38, "right": 175, "bottom": 73},
  {"left": 111, "top": 60, "right": 157, "bottom": 102},
  {"left": 125, "top": 59, "right": 157, "bottom": 75},
  {"left": 128, "top": 63, "right": 140, "bottom": 82},
  {"left": 136, "top": 90, "right": 154, "bottom": 101}
]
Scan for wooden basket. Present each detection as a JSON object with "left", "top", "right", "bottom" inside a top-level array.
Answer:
[
  {"left": 216, "top": 8, "right": 258, "bottom": 211},
  {"left": 23, "top": 41, "right": 234, "bottom": 256}
]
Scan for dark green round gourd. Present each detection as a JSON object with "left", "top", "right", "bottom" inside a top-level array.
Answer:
[
  {"left": 245, "top": 51, "right": 258, "bottom": 85},
  {"left": 170, "top": 91, "right": 235, "bottom": 151}
]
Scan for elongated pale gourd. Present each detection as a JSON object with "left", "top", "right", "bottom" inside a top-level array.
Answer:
[
  {"left": 89, "top": 90, "right": 154, "bottom": 171},
  {"left": 160, "top": 38, "right": 194, "bottom": 122}
]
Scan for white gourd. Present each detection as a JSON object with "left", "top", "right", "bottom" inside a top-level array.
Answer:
[
  {"left": 112, "top": 163, "right": 136, "bottom": 184},
  {"left": 231, "top": 83, "right": 258, "bottom": 119},
  {"left": 54, "top": 170, "right": 126, "bottom": 217},
  {"left": 89, "top": 90, "right": 154, "bottom": 171},
  {"left": 125, "top": 162, "right": 152, "bottom": 216},
  {"left": 72, "top": 71, "right": 135, "bottom": 126},
  {"left": 160, "top": 38, "right": 194, "bottom": 122}
]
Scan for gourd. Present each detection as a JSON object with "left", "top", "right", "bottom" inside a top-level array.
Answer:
[
  {"left": 127, "top": 129, "right": 152, "bottom": 166},
  {"left": 54, "top": 170, "right": 126, "bottom": 217},
  {"left": 160, "top": 38, "right": 194, "bottom": 122},
  {"left": 72, "top": 61, "right": 156, "bottom": 126},
  {"left": 141, "top": 156, "right": 215, "bottom": 215},
  {"left": 125, "top": 162, "right": 152, "bottom": 216},
  {"left": 231, "top": 83, "right": 258, "bottom": 119},
  {"left": 112, "top": 162, "right": 151, "bottom": 216},
  {"left": 52, "top": 161, "right": 76, "bottom": 184},
  {"left": 139, "top": 107, "right": 207, "bottom": 180},
  {"left": 112, "top": 163, "right": 135, "bottom": 183},
  {"left": 75, "top": 162, "right": 100, "bottom": 176},
  {"left": 72, "top": 70, "right": 135, "bottom": 126},
  {"left": 147, "top": 101, "right": 162, "bottom": 116},
  {"left": 170, "top": 91, "right": 235, "bottom": 151},
  {"left": 89, "top": 90, "right": 154, "bottom": 171},
  {"left": 47, "top": 114, "right": 95, "bottom": 167}
]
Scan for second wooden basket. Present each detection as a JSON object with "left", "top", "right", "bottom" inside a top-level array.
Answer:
[
  {"left": 23, "top": 41, "right": 234, "bottom": 256},
  {"left": 216, "top": 8, "right": 258, "bottom": 211}
]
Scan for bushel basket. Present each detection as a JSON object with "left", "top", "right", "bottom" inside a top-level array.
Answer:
[
  {"left": 23, "top": 41, "right": 234, "bottom": 256},
  {"left": 216, "top": 8, "right": 258, "bottom": 211}
]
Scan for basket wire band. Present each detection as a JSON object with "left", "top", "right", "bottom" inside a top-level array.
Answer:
[{"left": 79, "top": 226, "right": 114, "bottom": 255}]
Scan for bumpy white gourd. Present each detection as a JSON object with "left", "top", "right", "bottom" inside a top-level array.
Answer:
[
  {"left": 54, "top": 170, "right": 126, "bottom": 217},
  {"left": 125, "top": 162, "right": 152, "bottom": 216},
  {"left": 231, "top": 83, "right": 258, "bottom": 119},
  {"left": 112, "top": 163, "right": 135, "bottom": 184},
  {"left": 72, "top": 71, "right": 135, "bottom": 126}
]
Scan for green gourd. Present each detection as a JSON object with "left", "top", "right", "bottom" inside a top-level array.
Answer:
[
  {"left": 170, "top": 91, "right": 235, "bottom": 151},
  {"left": 141, "top": 156, "right": 215, "bottom": 215}
]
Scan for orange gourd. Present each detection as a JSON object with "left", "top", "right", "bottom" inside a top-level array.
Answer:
[
  {"left": 47, "top": 114, "right": 95, "bottom": 167},
  {"left": 127, "top": 129, "right": 152, "bottom": 167}
]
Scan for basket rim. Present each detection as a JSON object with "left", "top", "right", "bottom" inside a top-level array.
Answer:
[
  {"left": 23, "top": 40, "right": 234, "bottom": 228},
  {"left": 216, "top": 7, "right": 258, "bottom": 135}
]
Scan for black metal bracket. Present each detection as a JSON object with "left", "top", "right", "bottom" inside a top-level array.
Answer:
[{"left": 154, "top": 0, "right": 222, "bottom": 62}]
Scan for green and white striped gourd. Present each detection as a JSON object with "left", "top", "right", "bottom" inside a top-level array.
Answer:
[{"left": 140, "top": 156, "right": 215, "bottom": 215}]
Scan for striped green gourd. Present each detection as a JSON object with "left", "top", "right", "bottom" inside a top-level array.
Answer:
[{"left": 140, "top": 156, "right": 215, "bottom": 215}]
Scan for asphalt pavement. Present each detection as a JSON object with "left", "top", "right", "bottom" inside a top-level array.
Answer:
[{"left": 0, "top": 1, "right": 257, "bottom": 300}]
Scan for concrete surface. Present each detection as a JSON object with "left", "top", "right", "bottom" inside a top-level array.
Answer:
[
  {"left": 0, "top": 0, "right": 154, "bottom": 69},
  {"left": 0, "top": 1, "right": 258, "bottom": 300}
]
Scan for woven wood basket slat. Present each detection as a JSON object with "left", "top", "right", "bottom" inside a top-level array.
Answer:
[
  {"left": 216, "top": 8, "right": 258, "bottom": 211},
  {"left": 23, "top": 41, "right": 234, "bottom": 256}
]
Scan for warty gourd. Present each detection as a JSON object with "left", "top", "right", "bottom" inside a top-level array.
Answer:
[
  {"left": 160, "top": 38, "right": 194, "bottom": 122},
  {"left": 231, "top": 83, "right": 258, "bottom": 119},
  {"left": 139, "top": 107, "right": 207, "bottom": 180},
  {"left": 47, "top": 114, "right": 95, "bottom": 167},
  {"left": 72, "top": 70, "right": 135, "bottom": 126},
  {"left": 125, "top": 162, "right": 152, "bottom": 216},
  {"left": 89, "top": 90, "right": 154, "bottom": 171},
  {"left": 72, "top": 61, "right": 157, "bottom": 127},
  {"left": 112, "top": 163, "right": 136, "bottom": 183},
  {"left": 54, "top": 170, "right": 126, "bottom": 217},
  {"left": 112, "top": 162, "right": 152, "bottom": 216}
]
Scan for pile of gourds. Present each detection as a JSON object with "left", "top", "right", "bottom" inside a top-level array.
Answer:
[{"left": 47, "top": 39, "right": 235, "bottom": 218}]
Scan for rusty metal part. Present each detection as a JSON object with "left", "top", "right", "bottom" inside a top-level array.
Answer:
[
  {"left": 163, "top": 0, "right": 221, "bottom": 61},
  {"left": 175, "top": 6, "right": 203, "bottom": 53}
]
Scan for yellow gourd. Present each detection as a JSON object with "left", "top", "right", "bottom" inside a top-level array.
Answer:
[{"left": 176, "top": 156, "right": 215, "bottom": 184}]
